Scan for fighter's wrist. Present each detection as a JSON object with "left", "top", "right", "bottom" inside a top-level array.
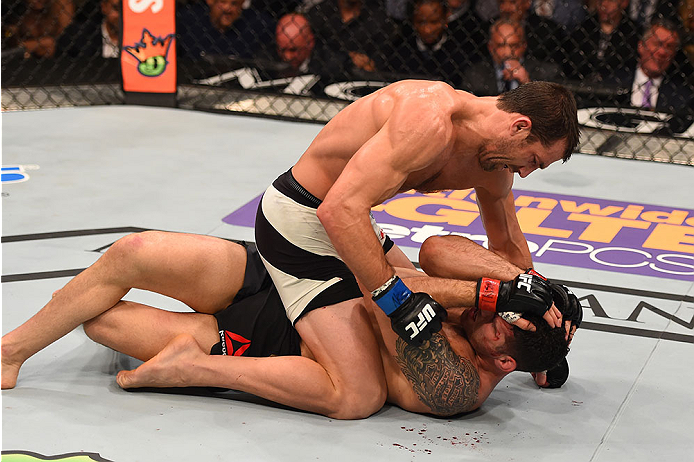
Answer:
[
  {"left": 476, "top": 277, "right": 503, "bottom": 312},
  {"left": 371, "top": 274, "right": 399, "bottom": 299},
  {"left": 372, "top": 276, "right": 412, "bottom": 316}
]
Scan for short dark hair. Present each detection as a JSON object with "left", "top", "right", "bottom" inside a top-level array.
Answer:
[
  {"left": 408, "top": 0, "right": 448, "bottom": 21},
  {"left": 496, "top": 81, "right": 580, "bottom": 162},
  {"left": 503, "top": 313, "right": 569, "bottom": 373}
]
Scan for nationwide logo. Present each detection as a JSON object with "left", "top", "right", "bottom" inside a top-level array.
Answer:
[
  {"left": 223, "top": 189, "right": 694, "bottom": 282},
  {"left": 123, "top": 29, "right": 174, "bottom": 77}
]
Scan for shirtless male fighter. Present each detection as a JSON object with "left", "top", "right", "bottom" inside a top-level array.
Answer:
[
  {"left": 253, "top": 79, "right": 580, "bottom": 415},
  {"left": 1, "top": 231, "right": 571, "bottom": 419}
]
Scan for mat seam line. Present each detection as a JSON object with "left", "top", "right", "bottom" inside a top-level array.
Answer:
[{"left": 589, "top": 336, "right": 661, "bottom": 461}]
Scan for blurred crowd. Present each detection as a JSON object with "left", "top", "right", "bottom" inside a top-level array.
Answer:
[{"left": 2, "top": 0, "right": 693, "bottom": 111}]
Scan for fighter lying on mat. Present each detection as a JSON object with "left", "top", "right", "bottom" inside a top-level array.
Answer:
[{"left": 1, "top": 231, "right": 579, "bottom": 419}]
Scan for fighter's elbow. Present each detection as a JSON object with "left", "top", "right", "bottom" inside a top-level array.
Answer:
[
  {"left": 316, "top": 200, "right": 338, "bottom": 228},
  {"left": 317, "top": 197, "right": 363, "bottom": 230}
]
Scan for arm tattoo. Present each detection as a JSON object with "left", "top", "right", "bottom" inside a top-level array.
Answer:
[{"left": 395, "top": 333, "right": 480, "bottom": 416}]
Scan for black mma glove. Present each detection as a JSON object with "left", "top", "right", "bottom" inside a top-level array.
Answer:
[
  {"left": 475, "top": 273, "right": 553, "bottom": 317},
  {"left": 524, "top": 270, "right": 574, "bottom": 388},
  {"left": 549, "top": 283, "right": 582, "bottom": 331},
  {"left": 373, "top": 276, "right": 447, "bottom": 346},
  {"left": 544, "top": 358, "right": 570, "bottom": 389}
]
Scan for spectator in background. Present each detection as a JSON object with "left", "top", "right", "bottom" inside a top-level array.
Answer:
[
  {"left": 493, "top": 0, "right": 567, "bottom": 63},
  {"left": 58, "top": 0, "right": 120, "bottom": 59},
  {"left": 274, "top": 13, "right": 316, "bottom": 75},
  {"left": 304, "top": 0, "right": 397, "bottom": 77},
  {"left": 626, "top": 20, "right": 692, "bottom": 111},
  {"left": 532, "top": 0, "right": 586, "bottom": 30},
  {"left": 447, "top": 0, "right": 490, "bottom": 62},
  {"left": 249, "top": 0, "right": 303, "bottom": 18},
  {"left": 630, "top": 19, "right": 691, "bottom": 110},
  {"left": 381, "top": 0, "right": 468, "bottom": 86},
  {"left": 178, "top": 0, "right": 275, "bottom": 60},
  {"left": 461, "top": 19, "right": 561, "bottom": 95},
  {"left": 2, "top": 0, "right": 74, "bottom": 58},
  {"left": 479, "top": 0, "right": 586, "bottom": 29},
  {"left": 678, "top": 0, "right": 694, "bottom": 79},
  {"left": 627, "top": 0, "right": 681, "bottom": 30},
  {"left": 566, "top": 0, "right": 639, "bottom": 82},
  {"left": 583, "top": 0, "right": 599, "bottom": 14}
]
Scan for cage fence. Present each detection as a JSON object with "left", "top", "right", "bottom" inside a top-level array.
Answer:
[{"left": 2, "top": 0, "right": 693, "bottom": 164}]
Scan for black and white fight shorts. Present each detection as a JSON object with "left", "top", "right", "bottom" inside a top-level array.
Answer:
[
  {"left": 210, "top": 242, "right": 302, "bottom": 357},
  {"left": 254, "top": 169, "right": 394, "bottom": 324}
]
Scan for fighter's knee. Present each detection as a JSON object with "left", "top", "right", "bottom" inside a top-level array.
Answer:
[
  {"left": 419, "top": 235, "right": 446, "bottom": 273},
  {"left": 82, "top": 314, "right": 110, "bottom": 344},
  {"left": 105, "top": 231, "right": 162, "bottom": 265},
  {"left": 330, "top": 383, "right": 387, "bottom": 420}
]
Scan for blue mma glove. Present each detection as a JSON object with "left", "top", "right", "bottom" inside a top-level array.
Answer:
[{"left": 372, "top": 276, "right": 447, "bottom": 346}]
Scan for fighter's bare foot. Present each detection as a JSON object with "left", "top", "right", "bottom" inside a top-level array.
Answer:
[
  {"left": 1, "top": 344, "right": 24, "bottom": 389},
  {"left": 116, "top": 334, "right": 206, "bottom": 389}
]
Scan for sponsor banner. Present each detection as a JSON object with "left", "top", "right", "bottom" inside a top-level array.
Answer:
[
  {"left": 222, "top": 189, "right": 694, "bottom": 281},
  {"left": 121, "top": 0, "right": 176, "bottom": 93}
]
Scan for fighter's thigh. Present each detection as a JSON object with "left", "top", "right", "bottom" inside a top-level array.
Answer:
[
  {"left": 108, "top": 231, "right": 247, "bottom": 314},
  {"left": 295, "top": 299, "right": 387, "bottom": 400},
  {"left": 83, "top": 300, "right": 219, "bottom": 361}
]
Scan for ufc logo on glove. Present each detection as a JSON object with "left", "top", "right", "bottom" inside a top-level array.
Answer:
[
  {"left": 372, "top": 276, "right": 447, "bottom": 346},
  {"left": 405, "top": 304, "right": 438, "bottom": 339},
  {"left": 516, "top": 273, "right": 534, "bottom": 292}
]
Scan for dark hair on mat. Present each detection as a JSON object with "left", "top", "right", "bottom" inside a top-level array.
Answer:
[
  {"left": 496, "top": 81, "right": 580, "bottom": 162},
  {"left": 503, "top": 313, "right": 569, "bottom": 373}
]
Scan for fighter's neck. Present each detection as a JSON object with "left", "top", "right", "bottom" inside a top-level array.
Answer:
[{"left": 442, "top": 322, "right": 509, "bottom": 388}]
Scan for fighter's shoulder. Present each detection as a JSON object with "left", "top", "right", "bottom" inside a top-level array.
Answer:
[
  {"left": 388, "top": 80, "right": 458, "bottom": 111},
  {"left": 383, "top": 82, "right": 457, "bottom": 142},
  {"left": 395, "top": 333, "right": 481, "bottom": 416}
]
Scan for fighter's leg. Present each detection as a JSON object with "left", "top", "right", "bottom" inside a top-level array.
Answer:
[
  {"left": 116, "top": 298, "right": 387, "bottom": 420},
  {"left": 2, "top": 231, "right": 247, "bottom": 389}
]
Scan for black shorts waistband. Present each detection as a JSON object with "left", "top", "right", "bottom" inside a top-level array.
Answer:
[{"left": 272, "top": 169, "right": 322, "bottom": 209}]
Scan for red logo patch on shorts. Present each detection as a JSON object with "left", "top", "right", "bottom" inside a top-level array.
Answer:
[{"left": 224, "top": 331, "right": 251, "bottom": 356}]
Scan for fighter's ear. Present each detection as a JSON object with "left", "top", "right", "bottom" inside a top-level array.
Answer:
[
  {"left": 510, "top": 116, "right": 532, "bottom": 138},
  {"left": 494, "top": 355, "right": 517, "bottom": 373}
]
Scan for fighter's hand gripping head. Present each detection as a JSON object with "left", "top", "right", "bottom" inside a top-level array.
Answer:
[
  {"left": 372, "top": 275, "right": 447, "bottom": 346},
  {"left": 475, "top": 273, "right": 554, "bottom": 317},
  {"left": 549, "top": 283, "right": 582, "bottom": 332},
  {"left": 525, "top": 269, "right": 580, "bottom": 389}
]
